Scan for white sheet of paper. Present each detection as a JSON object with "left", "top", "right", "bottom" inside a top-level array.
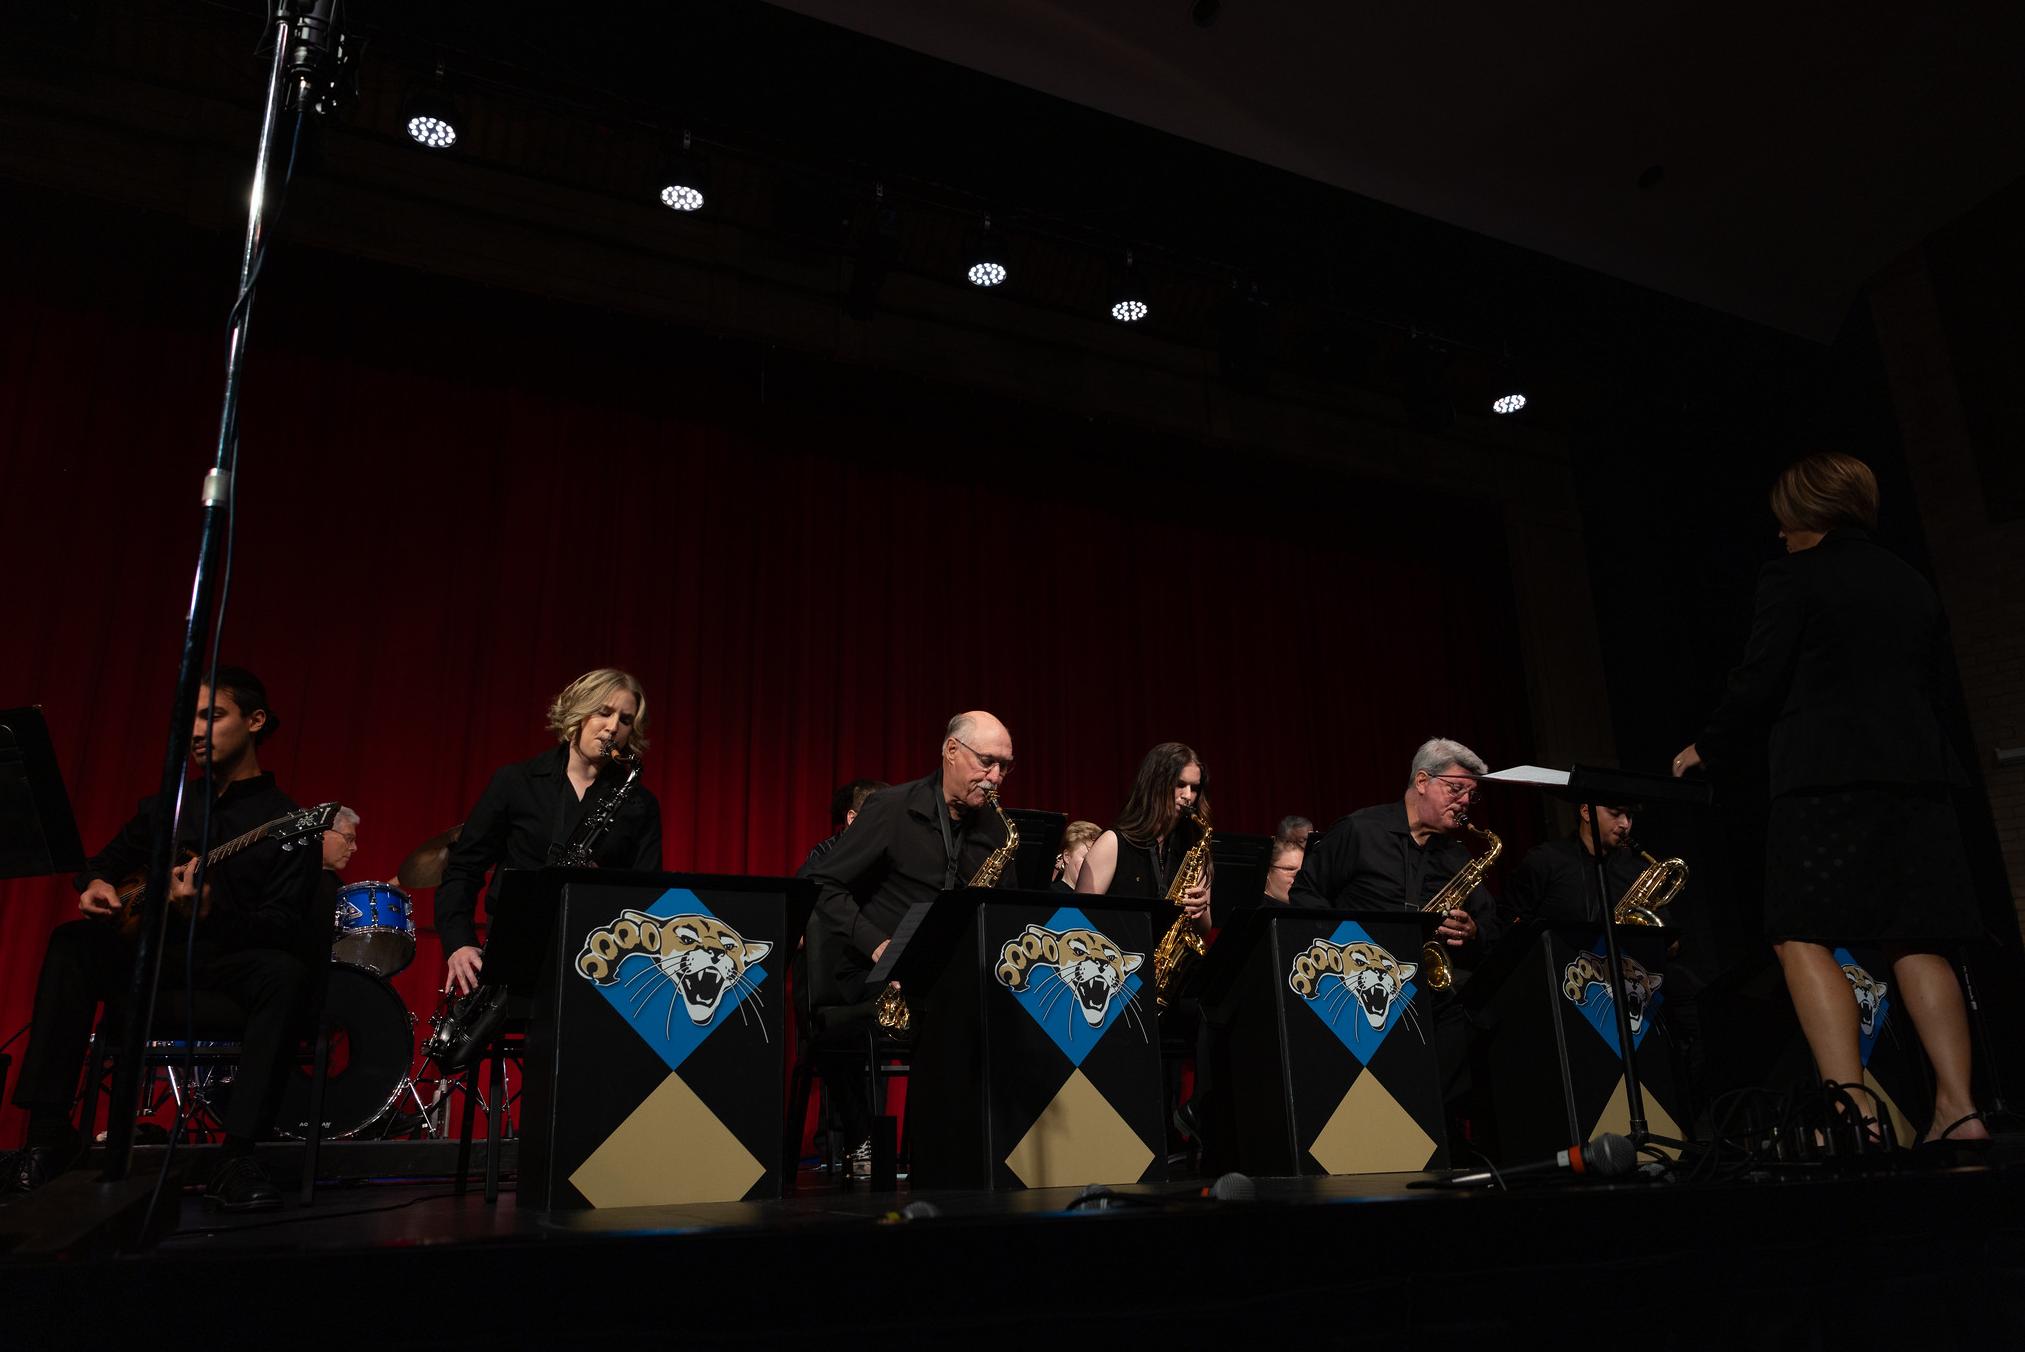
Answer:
[{"left": 1483, "top": 764, "right": 1571, "bottom": 787}]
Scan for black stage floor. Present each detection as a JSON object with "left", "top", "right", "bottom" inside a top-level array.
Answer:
[{"left": 6, "top": 1147, "right": 2024, "bottom": 1348}]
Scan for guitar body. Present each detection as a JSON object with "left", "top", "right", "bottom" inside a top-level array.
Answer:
[
  {"left": 114, "top": 849, "right": 204, "bottom": 940},
  {"left": 106, "top": 802, "right": 344, "bottom": 940}
]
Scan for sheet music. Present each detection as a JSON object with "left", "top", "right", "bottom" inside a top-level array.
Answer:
[
  {"left": 865, "top": 900, "right": 936, "bottom": 984},
  {"left": 1484, "top": 764, "right": 1571, "bottom": 787}
]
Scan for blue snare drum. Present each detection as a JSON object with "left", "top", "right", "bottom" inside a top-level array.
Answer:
[{"left": 332, "top": 881, "right": 416, "bottom": 976}]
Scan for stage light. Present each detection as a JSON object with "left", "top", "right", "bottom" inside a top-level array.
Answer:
[
  {"left": 1110, "top": 250, "right": 1148, "bottom": 323},
  {"left": 658, "top": 131, "right": 708, "bottom": 213},
  {"left": 403, "top": 66, "right": 461, "bottom": 150},
  {"left": 965, "top": 215, "right": 1009, "bottom": 288},
  {"left": 1492, "top": 393, "right": 1527, "bottom": 415}
]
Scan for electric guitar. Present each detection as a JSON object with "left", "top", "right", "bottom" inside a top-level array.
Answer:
[{"left": 114, "top": 801, "right": 341, "bottom": 938}]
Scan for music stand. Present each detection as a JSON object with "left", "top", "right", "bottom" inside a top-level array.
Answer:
[
  {"left": 0, "top": 707, "right": 85, "bottom": 880},
  {"left": 1484, "top": 763, "right": 1712, "bottom": 1154},
  {"left": 1003, "top": 808, "right": 1067, "bottom": 893}
]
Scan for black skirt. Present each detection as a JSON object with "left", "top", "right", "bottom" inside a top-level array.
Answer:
[{"left": 1763, "top": 785, "right": 1983, "bottom": 945}]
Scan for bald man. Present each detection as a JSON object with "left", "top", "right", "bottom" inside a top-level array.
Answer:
[
  {"left": 804, "top": 712, "right": 1019, "bottom": 1164},
  {"left": 807, "top": 711, "right": 1018, "bottom": 1003}
]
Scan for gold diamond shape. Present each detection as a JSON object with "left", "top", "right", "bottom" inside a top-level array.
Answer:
[
  {"left": 1003, "top": 1067, "right": 1154, "bottom": 1190},
  {"left": 1862, "top": 1070, "right": 1915, "bottom": 1148},
  {"left": 1588, "top": 1076, "right": 1686, "bottom": 1158},
  {"left": 569, "top": 1072, "right": 765, "bottom": 1208},
  {"left": 1308, "top": 1071, "right": 1438, "bottom": 1174}
]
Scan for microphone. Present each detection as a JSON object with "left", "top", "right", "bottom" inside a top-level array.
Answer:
[
  {"left": 1206, "top": 1171, "right": 1256, "bottom": 1201},
  {"left": 1444, "top": 1133, "right": 1636, "bottom": 1187}
]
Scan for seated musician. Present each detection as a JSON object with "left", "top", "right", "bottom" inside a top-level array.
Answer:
[
  {"left": 1505, "top": 802, "right": 1641, "bottom": 929},
  {"left": 1050, "top": 820, "right": 1102, "bottom": 893},
  {"left": 799, "top": 779, "right": 889, "bottom": 878},
  {"left": 1075, "top": 742, "right": 1211, "bottom": 937},
  {"left": 804, "top": 711, "right": 1020, "bottom": 1167},
  {"left": 1290, "top": 736, "right": 1501, "bottom": 963},
  {"left": 4, "top": 669, "right": 323, "bottom": 1210},
  {"left": 436, "top": 668, "right": 662, "bottom": 1000},
  {"left": 1263, "top": 835, "right": 1304, "bottom": 904},
  {"left": 1276, "top": 815, "right": 1316, "bottom": 848},
  {"left": 1290, "top": 738, "right": 1502, "bottom": 1116}
]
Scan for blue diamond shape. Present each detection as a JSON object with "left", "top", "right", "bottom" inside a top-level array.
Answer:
[
  {"left": 999, "top": 907, "right": 1147, "bottom": 1067},
  {"left": 1567, "top": 942, "right": 1661, "bottom": 1056},
  {"left": 1833, "top": 947, "right": 1891, "bottom": 1066},
  {"left": 584, "top": 888, "right": 769, "bottom": 1072},
  {"left": 1296, "top": 921, "right": 1422, "bottom": 1065}
]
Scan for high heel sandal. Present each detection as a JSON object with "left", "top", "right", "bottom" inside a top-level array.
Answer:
[{"left": 1917, "top": 1110, "right": 1991, "bottom": 1152}]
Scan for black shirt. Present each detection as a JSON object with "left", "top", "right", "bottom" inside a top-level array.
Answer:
[
  {"left": 1505, "top": 833, "right": 1644, "bottom": 929},
  {"left": 75, "top": 770, "right": 320, "bottom": 958},
  {"left": 1698, "top": 528, "right": 1965, "bottom": 796},
  {"left": 805, "top": 771, "right": 1016, "bottom": 1000},
  {"left": 1100, "top": 820, "right": 1206, "bottom": 900},
  {"left": 435, "top": 747, "right": 663, "bottom": 954},
  {"left": 1288, "top": 801, "right": 1502, "bottom": 959}
]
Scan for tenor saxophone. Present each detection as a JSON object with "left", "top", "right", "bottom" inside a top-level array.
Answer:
[
  {"left": 876, "top": 786, "right": 1020, "bottom": 1034},
  {"left": 1419, "top": 814, "right": 1500, "bottom": 992},
  {"left": 1150, "top": 805, "right": 1213, "bottom": 1010}
]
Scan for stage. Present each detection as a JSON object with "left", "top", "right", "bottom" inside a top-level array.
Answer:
[{"left": 4, "top": 1145, "right": 2022, "bottom": 1347}]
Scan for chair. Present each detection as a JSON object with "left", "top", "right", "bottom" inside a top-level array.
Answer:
[
  {"left": 75, "top": 988, "right": 334, "bottom": 1204},
  {"left": 451, "top": 995, "right": 529, "bottom": 1204}
]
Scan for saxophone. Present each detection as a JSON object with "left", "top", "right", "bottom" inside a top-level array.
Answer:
[
  {"left": 875, "top": 786, "right": 1020, "bottom": 1034},
  {"left": 427, "top": 742, "right": 644, "bottom": 1070},
  {"left": 549, "top": 742, "right": 644, "bottom": 866},
  {"left": 1419, "top": 814, "right": 1501, "bottom": 992},
  {"left": 1151, "top": 805, "right": 1213, "bottom": 1010},
  {"left": 1615, "top": 841, "right": 1687, "bottom": 927}
]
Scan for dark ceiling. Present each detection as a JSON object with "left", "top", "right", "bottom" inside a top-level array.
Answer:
[{"left": 765, "top": 0, "right": 2025, "bottom": 339}]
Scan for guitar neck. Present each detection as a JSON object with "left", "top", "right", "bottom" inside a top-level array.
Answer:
[{"left": 114, "top": 818, "right": 279, "bottom": 903}]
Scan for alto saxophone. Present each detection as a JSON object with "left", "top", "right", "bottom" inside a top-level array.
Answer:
[
  {"left": 876, "top": 786, "right": 1020, "bottom": 1034},
  {"left": 1419, "top": 814, "right": 1501, "bottom": 992},
  {"left": 1151, "top": 806, "right": 1213, "bottom": 1010},
  {"left": 1615, "top": 840, "right": 1687, "bottom": 927}
]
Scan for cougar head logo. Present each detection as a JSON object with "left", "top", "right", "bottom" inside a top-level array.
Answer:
[
  {"left": 1842, "top": 964, "right": 1889, "bottom": 1038},
  {"left": 1562, "top": 952, "right": 1663, "bottom": 1033},
  {"left": 995, "top": 923, "right": 1146, "bottom": 1031},
  {"left": 576, "top": 910, "right": 772, "bottom": 1031},
  {"left": 1289, "top": 940, "right": 1417, "bottom": 1030}
]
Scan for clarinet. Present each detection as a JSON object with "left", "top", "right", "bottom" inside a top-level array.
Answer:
[{"left": 425, "top": 742, "right": 644, "bottom": 1070}]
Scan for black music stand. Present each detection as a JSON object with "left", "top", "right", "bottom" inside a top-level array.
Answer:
[
  {"left": 1207, "top": 831, "right": 1272, "bottom": 928},
  {"left": 1485, "top": 763, "right": 1711, "bottom": 1155},
  {"left": 1003, "top": 809, "right": 1068, "bottom": 892},
  {"left": 0, "top": 706, "right": 85, "bottom": 880}
]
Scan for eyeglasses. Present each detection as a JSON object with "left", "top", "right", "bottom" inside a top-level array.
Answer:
[
  {"left": 1425, "top": 774, "right": 1482, "bottom": 802},
  {"left": 954, "top": 736, "right": 1015, "bottom": 775},
  {"left": 334, "top": 831, "right": 357, "bottom": 845}
]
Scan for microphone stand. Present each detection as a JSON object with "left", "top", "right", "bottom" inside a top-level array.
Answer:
[{"left": 103, "top": 2, "right": 349, "bottom": 1182}]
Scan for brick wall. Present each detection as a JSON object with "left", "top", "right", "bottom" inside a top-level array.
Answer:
[{"left": 1869, "top": 250, "right": 2025, "bottom": 937}]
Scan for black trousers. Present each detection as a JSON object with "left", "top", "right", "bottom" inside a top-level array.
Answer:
[{"left": 13, "top": 919, "right": 312, "bottom": 1142}]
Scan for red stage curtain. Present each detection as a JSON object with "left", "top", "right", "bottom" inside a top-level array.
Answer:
[{"left": 0, "top": 228, "right": 1536, "bottom": 1145}]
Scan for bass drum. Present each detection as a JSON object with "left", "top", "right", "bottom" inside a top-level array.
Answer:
[{"left": 274, "top": 963, "right": 414, "bottom": 1140}]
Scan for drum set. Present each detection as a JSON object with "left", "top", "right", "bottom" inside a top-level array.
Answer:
[{"left": 270, "top": 826, "right": 493, "bottom": 1141}]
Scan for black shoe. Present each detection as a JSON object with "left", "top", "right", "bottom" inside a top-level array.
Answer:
[
  {"left": 205, "top": 1155, "right": 281, "bottom": 1212},
  {"left": 2, "top": 1142, "right": 84, "bottom": 1197}
]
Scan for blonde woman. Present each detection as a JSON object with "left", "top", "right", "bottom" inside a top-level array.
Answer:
[{"left": 436, "top": 668, "right": 663, "bottom": 997}]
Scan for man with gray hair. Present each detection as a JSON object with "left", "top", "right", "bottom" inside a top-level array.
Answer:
[{"left": 1291, "top": 737, "right": 1500, "bottom": 964}]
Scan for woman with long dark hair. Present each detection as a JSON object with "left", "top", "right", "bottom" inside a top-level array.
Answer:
[
  {"left": 1076, "top": 742, "right": 1212, "bottom": 935},
  {"left": 1675, "top": 452, "right": 1988, "bottom": 1147}
]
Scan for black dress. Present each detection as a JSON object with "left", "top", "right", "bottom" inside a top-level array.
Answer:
[{"left": 1698, "top": 529, "right": 1978, "bottom": 945}]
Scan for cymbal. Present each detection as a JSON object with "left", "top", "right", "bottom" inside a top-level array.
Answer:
[{"left": 393, "top": 823, "right": 463, "bottom": 890}]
